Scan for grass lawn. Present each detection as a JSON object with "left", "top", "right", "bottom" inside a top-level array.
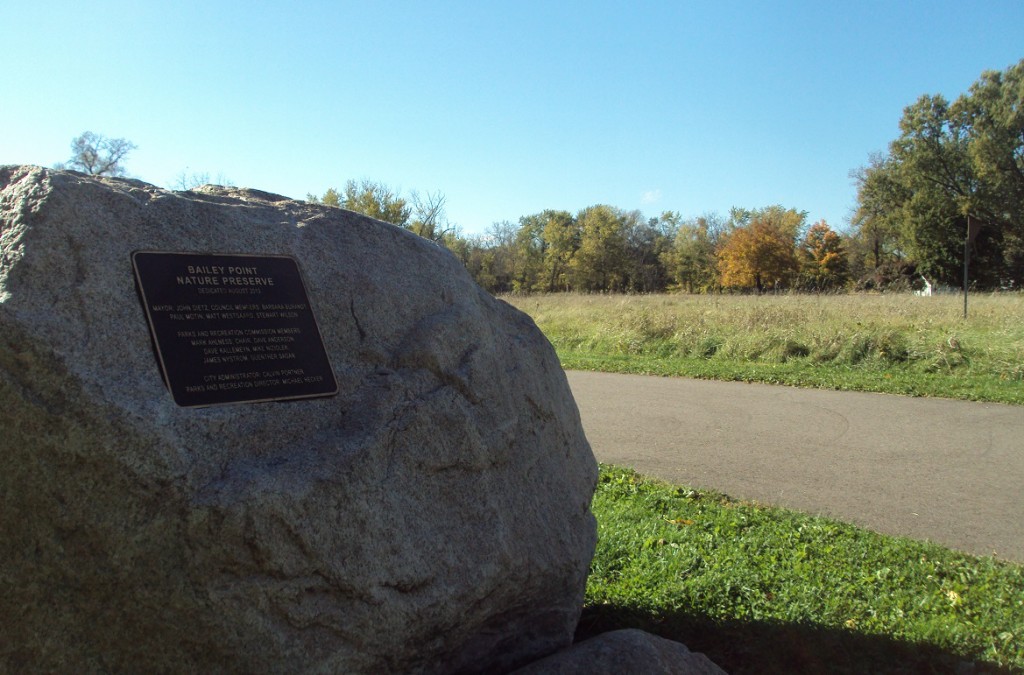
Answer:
[
  {"left": 506, "top": 292, "right": 1024, "bottom": 404},
  {"left": 502, "top": 293, "right": 1024, "bottom": 670},
  {"left": 584, "top": 465, "right": 1024, "bottom": 674}
]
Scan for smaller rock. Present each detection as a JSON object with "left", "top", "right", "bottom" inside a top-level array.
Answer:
[{"left": 510, "top": 629, "right": 727, "bottom": 675}]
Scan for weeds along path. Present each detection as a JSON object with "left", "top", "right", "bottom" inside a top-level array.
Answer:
[{"left": 566, "top": 370, "right": 1024, "bottom": 562}]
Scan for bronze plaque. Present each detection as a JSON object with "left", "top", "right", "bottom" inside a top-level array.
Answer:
[{"left": 132, "top": 251, "right": 338, "bottom": 407}]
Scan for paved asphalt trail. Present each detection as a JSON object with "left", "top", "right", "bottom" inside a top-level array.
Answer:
[{"left": 566, "top": 370, "right": 1024, "bottom": 563}]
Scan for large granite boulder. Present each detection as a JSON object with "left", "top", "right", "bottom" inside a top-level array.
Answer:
[{"left": 0, "top": 166, "right": 598, "bottom": 673}]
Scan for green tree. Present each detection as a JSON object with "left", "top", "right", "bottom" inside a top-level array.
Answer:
[
  {"left": 850, "top": 154, "right": 908, "bottom": 273},
  {"left": 539, "top": 210, "right": 579, "bottom": 292},
  {"left": 56, "top": 131, "right": 136, "bottom": 176},
  {"left": 571, "top": 205, "right": 630, "bottom": 292},
  {"left": 622, "top": 210, "right": 674, "bottom": 292},
  {"left": 439, "top": 229, "right": 472, "bottom": 269},
  {"left": 462, "top": 235, "right": 502, "bottom": 292},
  {"left": 962, "top": 61, "right": 1024, "bottom": 283},
  {"left": 340, "top": 179, "right": 410, "bottom": 226},
  {"left": 511, "top": 213, "right": 548, "bottom": 292},
  {"left": 310, "top": 180, "right": 410, "bottom": 226},
  {"left": 309, "top": 182, "right": 458, "bottom": 245},
  {"left": 890, "top": 93, "right": 980, "bottom": 284},
  {"left": 966, "top": 64, "right": 1024, "bottom": 221},
  {"left": 662, "top": 213, "right": 722, "bottom": 293},
  {"left": 321, "top": 187, "right": 342, "bottom": 207},
  {"left": 479, "top": 221, "right": 519, "bottom": 293},
  {"left": 851, "top": 59, "right": 1024, "bottom": 288}
]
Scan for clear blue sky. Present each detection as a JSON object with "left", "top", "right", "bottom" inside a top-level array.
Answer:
[{"left": 3, "top": 1, "right": 1022, "bottom": 236}]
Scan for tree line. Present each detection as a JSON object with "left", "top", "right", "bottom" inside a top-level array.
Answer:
[
  {"left": 309, "top": 183, "right": 851, "bottom": 294},
  {"left": 310, "top": 59, "right": 1022, "bottom": 295},
  {"left": 60, "top": 58, "right": 1022, "bottom": 294},
  {"left": 467, "top": 205, "right": 853, "bottom": 294}
]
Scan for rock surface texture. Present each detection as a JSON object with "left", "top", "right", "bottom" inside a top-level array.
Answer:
[
  {"left": 510, "top": 629, "right": 727, "bottom": 675},
  {"left": 0, "top": 167, "right": 598, "bottom": 673}
]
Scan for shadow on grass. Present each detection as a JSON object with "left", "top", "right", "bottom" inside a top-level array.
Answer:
[{"left": 575, "top": 603, "right": 1019, "bottom": 675}]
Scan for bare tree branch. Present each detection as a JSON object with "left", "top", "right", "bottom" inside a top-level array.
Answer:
[{"left": 60, "top": 131, "right": 137, "bottom": 176}]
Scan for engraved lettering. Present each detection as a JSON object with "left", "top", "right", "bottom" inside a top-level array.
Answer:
[{"left": 133, "top": 251, "right": 338, "bottom": 406}]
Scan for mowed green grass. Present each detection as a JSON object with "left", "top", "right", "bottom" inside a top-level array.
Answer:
[
  {"left": 503, "top": 293, "right": 1024, "bottom": 670},
  {"left": 506, "top": 292, "right": 1024, "bottom": 404},
  {"left": 584, "top": 465, "right": 1024, "bottom": 674}
]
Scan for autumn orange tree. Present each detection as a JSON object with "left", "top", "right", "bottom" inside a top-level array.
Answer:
[
  {"left": 798, "top": 220, "right": 849, "bottom": 290},
  {"left": 718, "top": 208, "right": 801, "bottom": 292}
]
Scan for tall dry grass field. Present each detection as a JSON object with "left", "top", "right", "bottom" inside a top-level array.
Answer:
[{"left": 506, "top": 293, "right": 1024, "bottom": 403}]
